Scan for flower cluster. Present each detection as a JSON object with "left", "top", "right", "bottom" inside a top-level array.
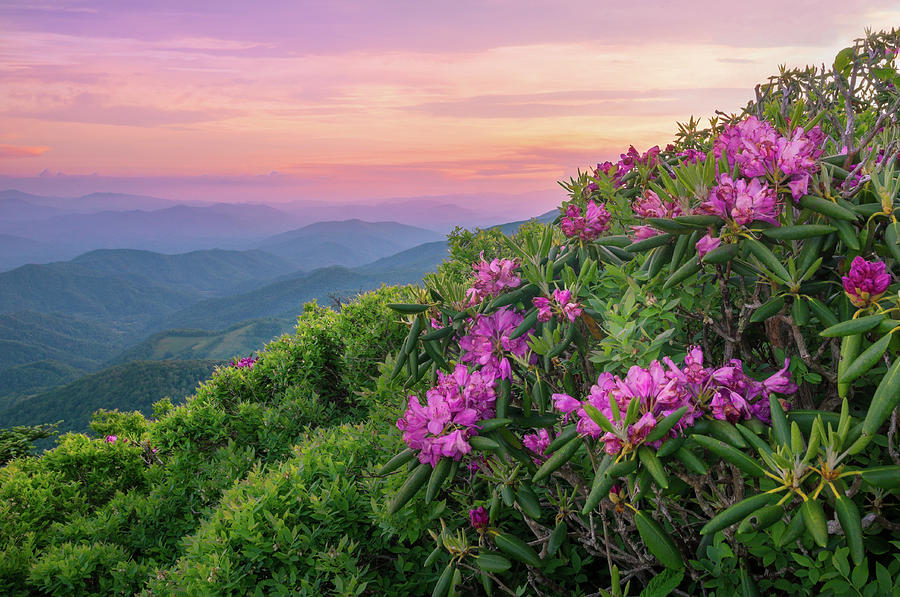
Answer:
[
  {"left": 533, "top": 288, "right": 583, "bottom": 323},
  {"left": 630, "top": 190, "right": 683, "bottom": 240},
  {"left": 560, "top": 200, "right": 612, "bottom": 241},
  {"left": 397, "top": 364, "right": 498, "bottom": 467},
  {"left": 843, "top": 257, "right": 891, "bottom": 308},
  {"left": 700, "top": 174, "right": 779, "bottom": 227},
  {"left": 522, "top": 429, "right": 551, "bottom": 462},
  {"left": 553, "top": 348, "right": 797, "bottom": 455},
  {"left": 713, "top": 116, "right": 824, "bottom": 199},
  {"left": 459, "top": 307, "right": 534, "bottom": 379},
  {"left": 469, "top": 506, "right": 489, "bottom": 530},
  {"left": 589, "top": 145, "right": 663, "bottom": 193},
  {"left": 231, "top": 356, "right": 258, "bottom": 369},
  {"left": 466, "top": 253, "right": 521, "bottom": 304}
]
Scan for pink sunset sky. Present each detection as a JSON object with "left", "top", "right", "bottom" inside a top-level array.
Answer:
[{"left": 0, "top": 1, "right": 898, "bottom": 210}]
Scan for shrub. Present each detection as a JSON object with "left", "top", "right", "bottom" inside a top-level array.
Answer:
[{"left": 382, "top": 30, "right": 900, "bottom": 596}]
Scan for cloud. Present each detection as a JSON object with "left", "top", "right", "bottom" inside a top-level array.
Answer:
[
  {"left": 7, "top": 93, "right": 240, "bottom": 127},
  {"left": 0, "top": 144, "right": 50, "bottom": 158}
]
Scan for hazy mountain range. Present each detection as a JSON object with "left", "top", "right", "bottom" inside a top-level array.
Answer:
[
  {"left": 0, "top": 187, "right": 556, "bottom": 435},
  {"left": 0, "top": 189, "right": 555, "bottom": 272}
]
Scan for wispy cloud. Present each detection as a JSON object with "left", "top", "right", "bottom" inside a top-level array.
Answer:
[{"left": 0, "top": 144, "right": 50, "bottom": 158}]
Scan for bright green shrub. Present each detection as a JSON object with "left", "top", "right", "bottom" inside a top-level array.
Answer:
[
  {"left": 149, "top": 423, "right": 439, "bottom": 596},
  {"left": 28, "top": 541, "right": 148, "bottom": 596},
  {"left": 89, "top": 409, "right": 151, "bottom": 442},
  {"left": 36, "top": 434, "right": 150, "bottom": 508}
]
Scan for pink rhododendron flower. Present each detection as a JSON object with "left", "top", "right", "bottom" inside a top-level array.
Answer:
[
  {"left": 842, "top": 257, "right": 892, "bottom": 308},
  {"left": 232, "top": 356, "right": 257, "bottom": 369},
  {"left": 532, "top": 289, "right": 583, "bottom": 323},
  {"left": 630, "top": 190, "right": 683, "bottom": 239},
  {"left": 522, "top": 429, "right": 551, "bottom": 462},
  {"left": 552, "top": 348, "right": 797, "bottom": 453},
  {"left": 702, "top": 175, "right": 779, "bottom": 227},
  {"left": 466, "top": 253, "right": 521, "bottom": 304},
  {"left": 397, "top": 364, "right": 498, "bottom": 466},
  {"left": 469, "top": 506, "right": 489, "bottom": 530},
  {"left": 560, "top": 200, "right": 611, "bottom": 241},
  {"left": 713, "top": 116, "right": 824, "bottom": 199},
  {"left": 696, "top": 234, "right": 722, "bottom": 258},
  {"left": 533, "top": 296, "right": 552, "bottom": 323},
  {"left": 459, "top": 308, "right": 534, "bottom": 379}
]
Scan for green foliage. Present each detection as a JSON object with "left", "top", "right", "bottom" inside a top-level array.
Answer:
[
  {"left": 0, "top": 422, "right": 58, "bottom": 465},
  {"left": 150, "top": 423, "right": 438, "bottom": 596}
]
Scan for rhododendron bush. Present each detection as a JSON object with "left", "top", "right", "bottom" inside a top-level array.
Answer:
[{"left": 382, "top": 30, "right": 900, "bottom": 596}]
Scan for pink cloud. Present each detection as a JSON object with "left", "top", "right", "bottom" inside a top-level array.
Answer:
[{"left": 0, "top": 144, "right": 50, "bottom": 158}]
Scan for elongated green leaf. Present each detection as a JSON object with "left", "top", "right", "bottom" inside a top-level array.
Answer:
[
  {"left": 494, "top": 532, "right": 541, "bottom": 568},
  {"left": 389, "top": 303, "right": 430, "bottom": 314},
  {"left": 701, "top": 492, "right": 780, "bottom": 535},
  {"left": 475, "top": 552, "right": 512, "bottom": 573},
  {"left": 625, "top": 233, "right": 673, "bottom": 253},
  {"left": 746, "top": 238, "right": 791, "bottom": 284},
  {"left": 860, "top": 465, "right": 900, "bottom": 489},
  {"left": 635, "top": 511, "right": 684, "bottom": 570},
  {"left": 834, "top": 495, "right": 864, "bottom": 565},
  {"left": 702, "top": 243, "right": 739, "bottom": 264},
  {"left": 839, "top": 332, "right": 892, "bottom": 384},
  {"left": 389, "top": 463, "right": 432, "bottom": 514},
  {"left": 692, "top": 435, "right": 766, "bottom": 478},
  {"left": 645, "top": 407, "right": 688, "bottom": 442},
  {"left": 800, "top": 499, "right": 828, "bottom": 548},
  {"left": 532, "top": 436, "right": 582, "bottom": 483},
  {"left": 516, "top": 485, "right": 542, "bottom": 520},
  {"left": 798, "top": 195, "right": 857, "bottom": 221},
  {"left": 750, "top": 295, "right": 785, "bottom": 323},
  {"left": 821, "top": 313, "right": 885, "bottom": 337},
  {"left": 379, "top": 449, "right": 417, "bottom": 475},
  {"left": 663, "top": 259, "right": 701, "bottom": 289},
  {"left": 861, "top": 357, "right": 900, "bottom": 436},
  {"left": 545, "top": 521, "right": 568, "bottom": 557},
  {"left": 426, "top": 458, "right": 452, "bottom": 503},
  {"left": 638, "top": 446, "right": 668, "bottom": 489},
  {"left": 762, "top": 224, "right": 836, "bottom": 241}
]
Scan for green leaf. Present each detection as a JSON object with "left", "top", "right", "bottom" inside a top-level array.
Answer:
[
  {"left": 389, "top": 463, "right": 432, "bottom": 514},
  {"left": 638, "top": 446, "right": 668, "bottom": 489},
  {"left": 800, "top": 499, "right": 828, "bottom": 548},
  {"left": 494, "top": 532, "right": 541, "bottom": 568},
  {"left": 746, "top": 238, "right": 791, "bottom": 284},
  {"left": 750, "top": 295, "right": 785, "bottom": 323},
  {"left": 797, "top": 195, "right": 857, "bottom": 221},
  {"left": 635, "top": 511, "right": 684, "bottom": 570},
  {"left": 625, "top": 234, "right": 673, "bottom": 253},
  {"left": 532, "top": 436, "right": 582, "bottom": 483},
  {"left": 639, "top": 568, "right": 685, "bottom": 597},
  {"left": 645, "top": 407, "right": 687, "bottom": 442},
  {"left": 761, "top": 224, "right": 837, "bottom": 241},
  {"left": 475, "top": 552, "right": 512, "bottom": 573},
  {"left": 820, "top": 313, "right": 885, "bottom": 337},
  {"left": 839, "top": 332, "right": 892, "bottom": 384},
  {"left": 388, "top": 303, "right": 430, "bottom": 314},
  {"left": 691, "top": 434, "right": 767, "bottom": 478},
  {"left": 701, "top": 492, "right": 780, "bottom": 536}
]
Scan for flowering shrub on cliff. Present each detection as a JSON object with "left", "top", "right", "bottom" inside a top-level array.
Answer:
[{"left": 382, "top": 30, "right": 900, "bottom": 596}]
